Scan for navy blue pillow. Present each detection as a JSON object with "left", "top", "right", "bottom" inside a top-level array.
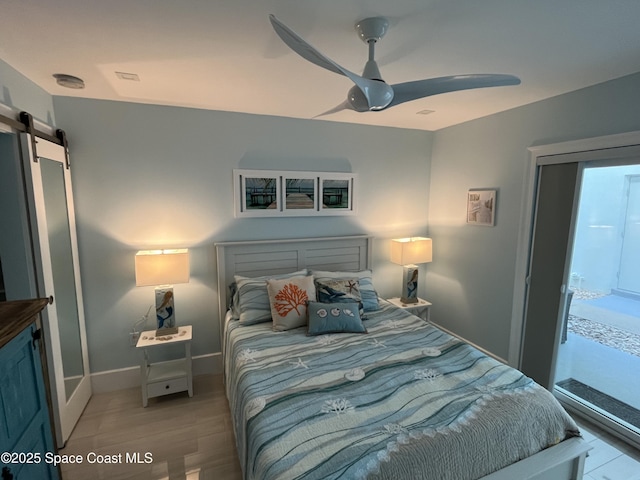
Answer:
[{"left": 307, "top": 301, "right": 367, "bottom": 336}]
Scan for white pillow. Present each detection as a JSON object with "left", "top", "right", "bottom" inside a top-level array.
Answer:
[{"left": 267, "top": 275, "right": 316, "bottom": 331}]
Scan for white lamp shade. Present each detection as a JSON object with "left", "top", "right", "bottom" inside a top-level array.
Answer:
[
  {"left": 135, "top": 249, "right": 190, "bottom": 286},
  {"left": 390, "top": 237, "right": 433, "bottom": 265}
]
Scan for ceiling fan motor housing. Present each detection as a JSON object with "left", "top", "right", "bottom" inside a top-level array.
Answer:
[
  {"left": 355, "top": 17, "right": 389, "bottom": 43},
  {"left": 348, "top": 81, "right": 394, "bottom": 111}
]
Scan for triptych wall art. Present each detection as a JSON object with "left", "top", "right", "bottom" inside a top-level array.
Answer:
[{"left": 234, "top": 169, "right": 357, "bottom": 217}]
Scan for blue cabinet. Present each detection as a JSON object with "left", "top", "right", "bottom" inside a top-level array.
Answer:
[{"left": 0, "top": 299, "right": 59, "bottom": 480}]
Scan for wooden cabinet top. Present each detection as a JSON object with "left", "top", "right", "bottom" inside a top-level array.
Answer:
[{"left": 0, "top": 297, "right": 52, "bottom": 349}]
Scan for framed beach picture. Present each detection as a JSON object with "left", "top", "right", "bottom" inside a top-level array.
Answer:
[
  {"left": 320, "top": 173, "right": 355, "bottom": 214},
  {"left": 235, "top": 170, "right": 282, "bottom": 217},
  {"left": 283, "top": 175, "right": 317, "bottom": 213},
  {"left": 467, "top": 189, "right": 496, "bottom": 226},
  {"left": 233, "top": 169, "right": 356, "bottom": 217}
]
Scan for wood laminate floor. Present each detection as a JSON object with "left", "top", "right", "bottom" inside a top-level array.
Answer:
[
  {"left": 60, "top": 374, "right": 242, "bottom": 479},
  {"left": 60, "top": 374, "right": 640, "bottom": 479}
]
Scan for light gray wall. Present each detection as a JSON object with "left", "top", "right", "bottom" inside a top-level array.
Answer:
[
  {"left": 0, "top": 59, "right": 55, "bottom": 125},
  {"left": 428, "top": 71, "right": 640, "bottom": 361},
  {"left": 52, "top": 97, "right": 433, "bottom": 373}
]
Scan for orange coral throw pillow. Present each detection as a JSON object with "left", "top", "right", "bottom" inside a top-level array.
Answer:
[{"left": 267, "top": 275, "right": 316, "bottom": 331}]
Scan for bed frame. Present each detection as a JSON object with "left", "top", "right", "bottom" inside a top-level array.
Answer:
[{"left": 214, "top": 235, "right": 591, "bottom": 480}]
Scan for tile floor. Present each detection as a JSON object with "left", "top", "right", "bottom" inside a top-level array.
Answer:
[{"left": 574, "top": 415, "right": 640, "bottom": 480}]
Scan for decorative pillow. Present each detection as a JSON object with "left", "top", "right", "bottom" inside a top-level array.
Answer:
[
  {"left": 228, "top": 281, "right": 240, "bottom": 319},
  {"left": 311, "top": 270, "right": 379, "bottom": 312},
  {"left": 307, "top": 301, "right": 367, "bottom": 336},
  {"left": 267, "top": 275, "right": 316, "bottom": 331},
  {"left": 234, "top": 269, "right": 307, "bottom": 325},
  {"left": 315, "top": 279, "right": 365, "bottom": 317}
]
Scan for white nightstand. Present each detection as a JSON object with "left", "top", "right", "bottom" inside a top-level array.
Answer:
[
  {"left": 387, "top": 297, "right": 432, "bottom": 322},
  {"left": 136, "top": 325, "right": 193, "bottom": 407}
]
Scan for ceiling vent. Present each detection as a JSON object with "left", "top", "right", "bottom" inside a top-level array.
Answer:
[{"left": 115, "top": 71, "right": 140, "bottom": 81}]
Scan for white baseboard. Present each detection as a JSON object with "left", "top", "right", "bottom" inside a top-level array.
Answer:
[{"left": 90, "top": 352, "right": 222, "bottom": 394}]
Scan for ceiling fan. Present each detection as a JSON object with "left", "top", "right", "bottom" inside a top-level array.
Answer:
[{"left": 269, "top": 14, "right": 521, "bottom": 115}]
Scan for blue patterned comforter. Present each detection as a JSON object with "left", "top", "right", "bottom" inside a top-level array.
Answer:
[{"left": 224, "top": 301, "right": 579, "bottom": 480}]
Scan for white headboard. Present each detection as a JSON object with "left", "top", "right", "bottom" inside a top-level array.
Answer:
[{"left": 215, "top": 235, "right": 373, "bottom": 346}]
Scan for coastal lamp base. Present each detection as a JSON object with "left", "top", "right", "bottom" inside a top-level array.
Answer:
[
  {"left": 155, "top": 286, "right": 179, "bottom": 336},
  {"left": 400, "top": 264, "right": 419, "bottom": 304}
]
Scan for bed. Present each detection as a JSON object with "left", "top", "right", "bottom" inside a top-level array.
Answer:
[{"left": 215, "top": 235, "right": 590, "bottom": 480}]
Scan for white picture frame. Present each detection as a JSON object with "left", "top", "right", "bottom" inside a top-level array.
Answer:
[
  {"left": 320, "top": 173, "right": 355, "bottom": 215},
  {"left": 234, "top": 169, "right": 356, "bottom": 217},
  {"left": 467, "top": 189, "right": 496, "bottom": 226},
  {"left": 236, "top": 170, "right": 282, "bottom": 217}
]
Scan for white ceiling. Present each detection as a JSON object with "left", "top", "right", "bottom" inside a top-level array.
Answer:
[{"left": 2, "top": 0, "right": 640, "bottom": 131}]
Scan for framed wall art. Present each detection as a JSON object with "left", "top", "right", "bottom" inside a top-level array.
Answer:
[
  {"left": 234, "top": 169, "right": 357, "bottom": 217},
  {"left": 283, "top": 174, "right": 318, "bottom": 214},
  {"left": 320, "top": 173, "right": 355, "bottom": 215},
  {"left": 238, "top": 172, "right": 281, "bottom": 216},
  {"left": 466, "top": 189, "right": 496, "bottom": 226}
]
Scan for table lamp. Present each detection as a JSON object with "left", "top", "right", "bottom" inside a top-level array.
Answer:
[
  {"left": 135, "top": 249, "right": 190, "bottom": 335},
  {"left": 390, "top": 237, "right": 432, "bottom": 304}
]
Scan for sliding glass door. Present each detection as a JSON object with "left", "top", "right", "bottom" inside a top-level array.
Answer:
[
  {"left": 520, "top": 137, "right": 640, "bottom": 450},
  {"left": 555, "top": 163, "right": 640, "bottom": 444}
]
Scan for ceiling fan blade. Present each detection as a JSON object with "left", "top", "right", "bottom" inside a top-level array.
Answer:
[
  {"left": 269, "top": 14, "right": 384, "bottom": 109},
  {"left": 269, "top": 14, "right": 349, "bottom": 77},
  {"left": 388, "top": 74, "right": 521, "bottom": 108},
  {"left": 313, "top": 101, "right": 354, "bottom": 118}
]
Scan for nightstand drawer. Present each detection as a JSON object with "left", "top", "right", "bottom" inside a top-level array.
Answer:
[{"left": 147, "top": 376, "right": 189, "bottom": 398}]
